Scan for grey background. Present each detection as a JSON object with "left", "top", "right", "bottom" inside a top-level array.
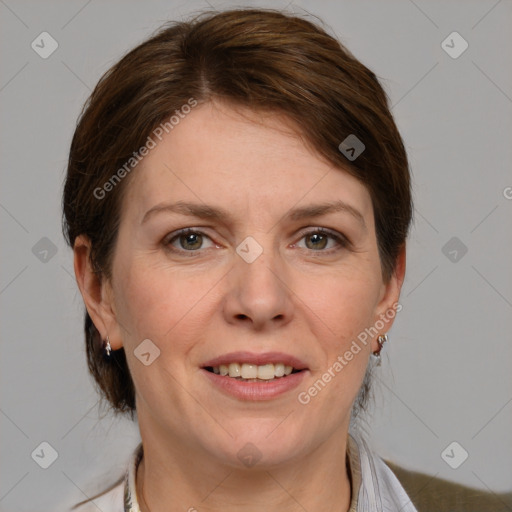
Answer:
[{"left": 1, "top": 0, "right": 511, "bottom": 510}]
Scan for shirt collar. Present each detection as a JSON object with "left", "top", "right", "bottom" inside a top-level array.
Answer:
[
  {"left": 347, "top": 433, "right": 362, "bottom": 511},
  {"left": 124, "top": 442, "right": 143, "bottom": 512}
]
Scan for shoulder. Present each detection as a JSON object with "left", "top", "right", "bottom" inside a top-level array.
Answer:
[
  {"left": 69, "top": 442, "right": 143, "bottom": 512},
  {"left": 70, "top": 477, "right": 124, "bottom": 512},
  {"left": 348, "top": 433, "right": 418, "bottom": 511},
  {"left": 385, "top": 459, "right": 512, "bottom": 512}
]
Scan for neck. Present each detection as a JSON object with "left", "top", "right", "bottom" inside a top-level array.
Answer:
[{"left": 135, "top": 427, "right": 352, "bottom": 512}]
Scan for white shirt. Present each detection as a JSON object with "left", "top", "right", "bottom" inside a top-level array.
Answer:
[{"left": 72, "top": 434, "right": 417, "bottom": 512}]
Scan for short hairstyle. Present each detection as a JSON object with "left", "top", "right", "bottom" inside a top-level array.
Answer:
[{"left": 62, "top": 8, "right": 413, "bottom": 417}]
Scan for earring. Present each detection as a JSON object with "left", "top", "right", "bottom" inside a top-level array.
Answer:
[
  {"left": 371, "top": 334, "right": 388, "bottom": 365},
  {"left": 104, "top": 335, "right": 112, "bottom": 357}
]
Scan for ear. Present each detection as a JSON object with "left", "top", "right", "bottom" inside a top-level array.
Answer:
[
  {"left": 371, "top": 243, "right": 406, "bottom": 353},
  {"left": 73, "top": 234, "right": 123, "bottom": 350}
]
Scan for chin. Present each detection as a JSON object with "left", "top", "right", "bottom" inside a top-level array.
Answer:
[{"left": 210, "top": 418, "right": 310, "bottom": 469}]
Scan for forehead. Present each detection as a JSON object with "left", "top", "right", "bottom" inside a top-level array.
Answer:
[{"left": 123, "top": 100, "right": 373, "bottom": 225}]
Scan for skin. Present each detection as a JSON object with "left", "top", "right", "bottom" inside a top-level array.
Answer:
[{"left": 74, "top": 99, "right": 406, "bottom": 512}]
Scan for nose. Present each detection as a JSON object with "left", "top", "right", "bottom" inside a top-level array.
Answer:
[{"left": 222, "top": 244, "right": 294, "bottom": 331}]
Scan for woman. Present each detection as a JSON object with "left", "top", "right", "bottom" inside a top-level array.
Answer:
[{"left": 64, "top": 8, "right": 414, "bottom": 512}]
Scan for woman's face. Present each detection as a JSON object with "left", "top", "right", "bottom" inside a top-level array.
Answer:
[{"left": 98, "top": 100, "right": 404, "bottom": 467}]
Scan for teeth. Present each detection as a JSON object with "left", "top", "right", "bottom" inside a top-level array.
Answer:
[
  {"left": 257, "top": 364, "right": 275, "bottom": 380},
  {"left": 241, "top": 363, "right": 258, "bottom": 379},
  {"left": 210, "top": 362, "right": 299, "bottom": 380},
  {"left": 228, "top": 363, "right": 241, "bottom": 377},
  {"left": 274, "top": 363, "right": 285, "bottom": 377}
]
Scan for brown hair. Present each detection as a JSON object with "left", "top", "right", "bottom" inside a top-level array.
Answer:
[{"left": 62, "top": 8, "right": 413, "bottom": 417}]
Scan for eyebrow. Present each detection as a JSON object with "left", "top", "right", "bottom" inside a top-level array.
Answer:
[{"left": 141, "top": 199, "right": 367, "bottom": 231}]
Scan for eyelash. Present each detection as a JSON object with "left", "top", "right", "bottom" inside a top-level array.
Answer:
[{"left": 163, "top": 227, "right": 350, "bottom": 257}]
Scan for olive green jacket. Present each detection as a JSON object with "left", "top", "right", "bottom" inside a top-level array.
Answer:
[{"left": 386, "top": 460, "right": 512, "bottom": 512}]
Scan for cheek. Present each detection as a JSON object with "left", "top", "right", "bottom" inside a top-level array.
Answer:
[
  {"left": 113, "top": 258, "right": 219, "bottom": 346},
  {"left": 301, "top": 284, "right": 374, "bottom": 418},
  {"left": 298, "top": 267, "right": 381, "bottom": 345}
]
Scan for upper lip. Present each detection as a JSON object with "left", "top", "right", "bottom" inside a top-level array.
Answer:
[{"left": 202, "top": 351, "right": 309, "bottom": 370}]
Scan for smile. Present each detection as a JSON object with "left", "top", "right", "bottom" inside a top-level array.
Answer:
[{"left": 205, "top": 362, "right": 300, "bottom": 381}]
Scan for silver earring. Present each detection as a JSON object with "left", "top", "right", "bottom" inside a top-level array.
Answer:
[
  {"left": 104, "top": 335, "right": 112, "bottom": 357},
  {"left": 371, "top": 334, "right": 388, "bottom": 365}
]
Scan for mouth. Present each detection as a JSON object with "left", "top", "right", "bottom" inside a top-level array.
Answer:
[
  {"left": 200, "top": 352, "right": 309, "bottom": 400},
  {"left": 203, "top": 363, "right": 303, "bottom": 382}
]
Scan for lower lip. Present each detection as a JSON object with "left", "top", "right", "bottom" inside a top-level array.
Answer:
[{"left": 201, "top": 368, "right": 308, "bottom": 401}]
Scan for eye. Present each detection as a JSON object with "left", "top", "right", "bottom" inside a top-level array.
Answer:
[
  {"left": 295, "top": 228, "right": 349, "bottom": 253},
  {"left": 163, "top": 227, "right": 349, "bottom": 256},
  {"left": 164, "top": 228, "right": 215, "bottom": 254}
]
